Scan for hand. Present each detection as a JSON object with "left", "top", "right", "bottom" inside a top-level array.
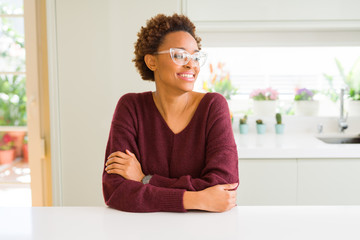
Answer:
[
  {"left": 105, "top": 150, "right": 145, "bottom": 182},
  {"left": 184, "top": 183, "right": 238, "bottom": 212}
]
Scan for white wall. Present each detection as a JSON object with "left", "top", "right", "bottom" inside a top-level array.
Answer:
[{"left": 48, "top": 0, "right": 181, "bottom": 206}]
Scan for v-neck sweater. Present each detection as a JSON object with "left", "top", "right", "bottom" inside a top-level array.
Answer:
[{"left": 102, "top": 91, "right": 239, "bottom": 212}]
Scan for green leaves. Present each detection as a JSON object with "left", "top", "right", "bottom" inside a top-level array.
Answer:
[{"left": 0, "top": 74, "right": 27, "bottom": 126}]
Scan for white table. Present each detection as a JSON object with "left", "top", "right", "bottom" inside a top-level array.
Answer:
[{"left": 1, "top": 206, "right": 360, "bottom": 240}]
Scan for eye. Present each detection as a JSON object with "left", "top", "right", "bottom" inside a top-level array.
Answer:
[
  {"left": 193, "top": 53, "right": 201, "bottom": 62},
  {"left": 173, "top": 52, "right": 186, "bottom": 60}
]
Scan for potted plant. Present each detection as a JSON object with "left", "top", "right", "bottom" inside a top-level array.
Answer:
[
  {"left": 22, "top": 135, "right": 28, "bottom": 162},
  {"left": 203, "top": 62, "right": 238, "bottom": 100},
  {"left": 0, "top": 132, "right": 15, "bottom": 164},
  {"left": 324, "top": 58, "right": 360, "bottom": 116},
  {"left": 275, "top": 113, "right": 285, "bottom": 134},
  {"left": 239, "top": 115, "right": 249, "bottom": 134},
  {"left": 250, "top": 87, "right": 279, "bottom": 117},
  {"left": 294, "top": 88, "right": 319, "bottom": 116},
  {"left": 256, "top": 119, "right": 266, "bottom": 134}
]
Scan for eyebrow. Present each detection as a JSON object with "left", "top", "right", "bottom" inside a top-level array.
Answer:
[{"left": 175, "top": 47, "right": 200, "bottom": 52}]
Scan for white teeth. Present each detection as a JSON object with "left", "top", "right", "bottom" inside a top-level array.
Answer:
[{"left": 179, "top": 74, "right": 194, "bottom": 78}]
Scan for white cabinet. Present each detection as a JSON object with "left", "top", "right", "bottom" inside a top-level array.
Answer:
[
  {"left": 183, "top": 0, "right": 360, "bottom": 31},
  {"left": 184, "top": 0, "right": 360, "bottom": 22},
  {"left": 237, "top": 159, "right": 297, "bottom": 205},
  {"left": 298, "top": 158, "right": 360, "bottom": 205}
]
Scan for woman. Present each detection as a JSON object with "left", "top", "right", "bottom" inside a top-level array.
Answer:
[{"left": 102, "top": 13, "right": 238, "bottom": 212}]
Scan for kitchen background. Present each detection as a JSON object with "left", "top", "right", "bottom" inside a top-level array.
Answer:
[{"left": 1, "top": 0, "right": 360, "bottom": 207}]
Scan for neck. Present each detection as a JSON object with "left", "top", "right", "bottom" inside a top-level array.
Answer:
[{"left": 152, "top": 88, "right": 191, "bottom": 119}]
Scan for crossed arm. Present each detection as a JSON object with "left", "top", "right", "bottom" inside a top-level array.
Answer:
[{"left": 105, "top": 149, "right": 238, "bottom": 212}]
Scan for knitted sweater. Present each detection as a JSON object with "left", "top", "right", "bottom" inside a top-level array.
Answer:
[{"left": 102, "top": 91, "right": 239, "bottom": 212}]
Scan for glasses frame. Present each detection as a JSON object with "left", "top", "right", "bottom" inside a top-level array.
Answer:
[{"left": 155, "top": 48, "right": 207, "bottom": 67}]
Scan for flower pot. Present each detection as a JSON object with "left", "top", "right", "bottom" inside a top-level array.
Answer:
[
  {"left": 8, "top": 131, "right": 26, "bottom": 158},
  {"left": 0, "top": 148, "right": 16, "bottom": 165},
  {"left": 253, "top": 100, "right": 277, "bottom": 117},
  {"left": 256, "top": 124, "right": 266, "bottom": 134},
  {"left": 294, "top": 100, "right": 319, "bottom": 116},
  {"left": 22, "top": 144, "right": 28, "bottom": 162},
  {"left": 275, "top": 124, "right": 285, "bottom": 134},
  {"left": 347, "top": 100, "right": 360, "bottom": 116},
  {"left": 239, "top": 124, "right": 249, "bottom": 134}
]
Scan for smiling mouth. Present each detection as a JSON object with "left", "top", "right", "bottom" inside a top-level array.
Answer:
[
  {"left": 179, "top": 73, "right": 194, "bottom": 78},
  {"left": 177, "top": 73, "right": 195, "bottom": 81}
]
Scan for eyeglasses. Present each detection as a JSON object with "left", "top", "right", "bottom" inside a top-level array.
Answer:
[{"left": 155, "top": 48, "right": 207, "bottom": 67}]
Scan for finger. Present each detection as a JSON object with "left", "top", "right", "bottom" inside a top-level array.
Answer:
[
  {"left": 105, "top": 163, "right": 125, "bottom": 171},
  {"left": 223, "top": 183, "right": 238, "bottom": 190},
  {"left": 107, "top": 151, "right": 131, "bottom": 159},
  {"left": 106, "top": 157, "right": 127, "bottom": 166},
  {"left": 125, "top": 149, "right": 136, "bottom": 157},
  {"left": 106, "top": 168, "right": 124, "bottom": 176}
]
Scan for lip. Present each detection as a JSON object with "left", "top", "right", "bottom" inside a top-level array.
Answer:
[{"left": 177, "top": 72, "right": 196, "bottom": 82}]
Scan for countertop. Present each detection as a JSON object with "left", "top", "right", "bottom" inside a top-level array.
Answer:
[
  {"left": 1, "top": 206, "right": 360, "bottom": 240},
  {"left": 235, "top": 133, "right": 360, "bottom": 159}
]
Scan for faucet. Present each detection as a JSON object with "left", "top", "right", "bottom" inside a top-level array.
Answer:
[{"left": 338, "top": 88, "right": 348, "bottom": 133}]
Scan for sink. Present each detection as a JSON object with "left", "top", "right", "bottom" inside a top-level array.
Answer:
[{"left": 317, "top": 135, "right": 360, "bottom": 144}]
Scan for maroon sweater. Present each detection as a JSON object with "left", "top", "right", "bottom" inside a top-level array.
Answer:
[{"left": 102, "top": 91, "right": 239, "bottom": 212}]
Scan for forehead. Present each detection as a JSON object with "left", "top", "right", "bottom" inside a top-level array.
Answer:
[{"left": 160, "top": 31, "right": 199, "bottom": 52}]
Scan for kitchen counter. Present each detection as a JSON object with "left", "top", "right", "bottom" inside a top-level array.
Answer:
[
  {"left": 235, "top": 133, "right": 360, "bottom": 158},
  {"left": 1, "top": 206, "right": 360, "bottom": 240}
]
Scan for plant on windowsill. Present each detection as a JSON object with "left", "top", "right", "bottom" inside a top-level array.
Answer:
[
  {"left": 250, "top": 87, "right": 279, "bottom": 117},
  {"left": 203, "top": 62, "right": 238, "bottom": 100},
  {"left": 324, "top": 58, "right": 360, "bottom": 116},
  {"left": 0, "top": 132, "right": 15, "bottom": 165},
  {"left": 239, "top": 115, "right": 248, "bottom": 134},
  {"left": 255, "top": 119, "right": 266, "bottom": 134},
  {"left": 293, "top": 88, "right": 319, "bottom": 116},
  {"left": 275, "top": 113, "right": 285, "bottom": 134}
]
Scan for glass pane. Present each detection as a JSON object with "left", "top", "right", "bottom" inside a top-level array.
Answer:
[
  {"left": 0, "top": 17, "right": 25, "bottom": 72},
  {"left": 197, "top": 47, "right": 360, "bottom": 97},
  {"left": 0, "top": 74, "right": 27, "bottom": 126},
  {"left": 0, "top": 0, "right": 23, "bottom": 15}
]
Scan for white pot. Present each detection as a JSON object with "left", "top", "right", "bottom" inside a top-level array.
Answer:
[
  {"left": 294, "top": 100, "right": 319, "bottom": 116},
  {"left": 347, "top": 100, "right": 360, "bottom": 116},
  {"left": 253, "top": 100, "right": 277, "bottom": 117}
]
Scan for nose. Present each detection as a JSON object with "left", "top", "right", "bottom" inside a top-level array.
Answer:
[{"left": 184, "top": 57, "right": 198, "bottom": 69}]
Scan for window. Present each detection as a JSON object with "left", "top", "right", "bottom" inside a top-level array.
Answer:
[
  {"left": 196, "top": 46, "right": 360, "bottom": 116},
  {"left": 0, "top": 0, "right": 31, "bottom": 207}
]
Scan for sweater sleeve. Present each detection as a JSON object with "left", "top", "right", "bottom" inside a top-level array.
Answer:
[
  {"left": 149, "top": 93, "right": 239, "bottom": 191},
  {"left": 102, "top": 94, "right": 186, "bottom": 212}
]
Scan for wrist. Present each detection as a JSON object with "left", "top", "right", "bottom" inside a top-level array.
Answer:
[
  {"left": 141, "top": 174, "right": 152, "bottom": 184},
  {"left": 183, "top": 191, "right": 204, "bottom": 210}
]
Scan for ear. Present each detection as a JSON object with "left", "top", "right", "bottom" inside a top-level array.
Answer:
[{"left": 144, "top": 54, "right": 157, "bottom": 71}]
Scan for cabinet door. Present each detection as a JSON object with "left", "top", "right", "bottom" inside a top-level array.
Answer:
[
  {"left": 298, "top": 159, "right": 360, "bottom": 205},
  {"left": 237, "top": 159, "right": 297, "bottom": 205}
]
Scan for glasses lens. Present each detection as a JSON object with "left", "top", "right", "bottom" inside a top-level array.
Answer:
[
  {"left": 170, "top": 48, "right": 207, "bottom": 67},
  {"left": 193, "top": 52, "right": 207, "bottom": 67},
  {"left": 171, "top": 49, "right": 188, "bottom": 65}
]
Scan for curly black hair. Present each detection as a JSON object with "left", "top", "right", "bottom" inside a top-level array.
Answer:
[{"left": 133, "top": 13, "right": 201, "bottom": 81}]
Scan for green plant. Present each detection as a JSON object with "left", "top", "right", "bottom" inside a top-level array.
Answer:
[
  {"left": 203, "top": 62, "right": 238, "bottom": 100},
  {"left": 275, "top": 113, "right": 282, "bottom": 124},
  {"left": 0, "top": 3, "right": 27, "bottom": 126},
  {"left": 239, "top": 115, "right": 248, "bottom": 125},
  {"left": 250, "top": 87, "right": 279, "bottom": 100},
  {"left": 256, "top": 119, "right": 263, "bottom": 125},
  {"left": 0, "top": 74, "right": 27, "bottom": 126},
  {"left": 323, "top": 58, "right": 360, "bottom": 101}
]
